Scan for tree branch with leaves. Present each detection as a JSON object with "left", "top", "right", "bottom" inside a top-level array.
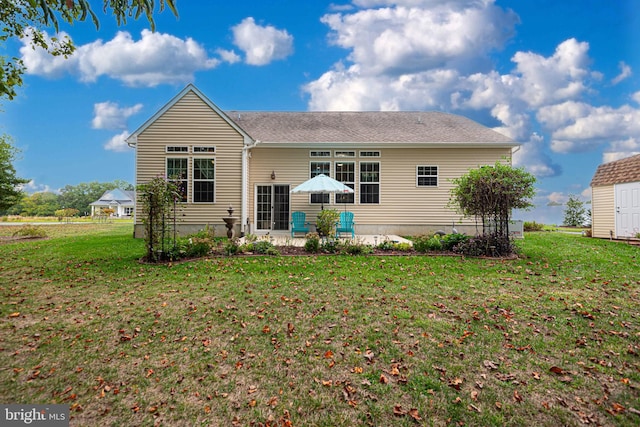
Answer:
[{"left": 0, "top": 0, "right": 178, "bottom": 100}]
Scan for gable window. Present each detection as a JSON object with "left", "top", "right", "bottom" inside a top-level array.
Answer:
[
  {"left": 166, "top": 146, "right": 188, "bottom": 153},
  {"left": 360, "top": 162, "right": 380, "bottom": 204},
  {"left": 167, "top": 158, "right": 188, "bottom": 202},
  {"left": 310, "top": 151, "right": 331, "bottom": 157},
  {"left": 335, "top": 162, "right": 355, "bottom": 204},
  {"left": 193, "top": 146, "right": 216, "bottom": 153},
  {"left": 335, "top": 151, "right": 355, "bottom": 158},
  {"left": 417, "top": 165, "right": 438, "bottom": 187},
  {"left": 193, "top": 159, "right": 215, "bottom": 203},
  {"left": 310, "top": 161, "right": 330, "bottom": 205},
  {"left": 359, "top": 151, "right": 381, "bottom": 157}
]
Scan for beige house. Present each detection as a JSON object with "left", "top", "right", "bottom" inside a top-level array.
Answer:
[
  {"left": 590, "top": 154, "right": 640, "bottom": 239},
  {"left": 126, "top": 84, "right": 519, "bottom": 238}
]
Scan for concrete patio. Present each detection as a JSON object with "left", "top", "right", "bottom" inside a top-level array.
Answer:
[{"left": 239, "top": 233, "right": 412, "bottom": 247}]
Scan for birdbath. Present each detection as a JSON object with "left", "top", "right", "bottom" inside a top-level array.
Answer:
[{"left": 223, "top": 205, "right": 239, "bottom": 239}]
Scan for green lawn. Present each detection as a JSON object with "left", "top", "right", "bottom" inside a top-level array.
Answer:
[{"left": 0, "top": 224, "right": 638, "bottom": 426}]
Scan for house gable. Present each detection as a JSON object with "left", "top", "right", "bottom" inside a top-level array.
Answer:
[{"left": 126, "top": 84, "right": 252, "bottom": 147}]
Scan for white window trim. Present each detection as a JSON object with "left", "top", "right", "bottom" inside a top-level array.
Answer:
[
  {"left": 310, "top": 150, "right": 331, "bottom": 157},
  {"left": 358, "top": 161, "right": 380, "bottom": 204},
  {"left": 359, "top": 150, "right": 381, "bottom": 157},
  {"left": 166, "top": 145, "right": 189, "bottom": 153},
  {"left": 309, "top": 161, "right": 331, "bottom": 204},
  {"left": 335, "top": 150, "right": 355, "bottom": 158},
  {"left": 192, "top": 158, "right": 216, "bottom": 204},
  {"left": 166, "top": 157, "right": 189, "bottom": 202},
  {"left": 193, "top": 146, "right": 216, "bottom": 153},
  {"left": 416, "top": 165, "right": 439, "bottom": 187},
  {"left": 335, "top": 161, "right": 355, "bottom": 204}
]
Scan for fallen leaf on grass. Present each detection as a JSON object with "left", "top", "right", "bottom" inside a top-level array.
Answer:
[
  {"left": 483, "top": 360, "right": 499, "bottom": 370},
  {"left": 448, "top": 377, "right": 463, "bottom": 390},
  {"left": 393, "top": 405, "right": 405, "bottom": 417},
  {"left": 8, "top": 312, "right": 20, "bottom": 318},
  {"left": 513, "top": 390, "right": 523, "bottom": 403}
]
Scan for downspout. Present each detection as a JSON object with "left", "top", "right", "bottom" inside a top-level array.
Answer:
[
  {"left": 241, "top": 139, "right": 260, "bottom": 236},
  {"left": 128, "top": 135, "right": 138, "bottom": 238}
]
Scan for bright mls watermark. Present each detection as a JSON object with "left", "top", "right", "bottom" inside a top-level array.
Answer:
[{"left": 1, "top": 405, "right": 69, "bottom": 426}]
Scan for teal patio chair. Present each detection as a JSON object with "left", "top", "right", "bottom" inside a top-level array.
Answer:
[
  {"left": 335, "top": 211, "right": 355, "bottom": 238},
  {"left": 290, "top": 211, "right": 310, "bottom": 237}
]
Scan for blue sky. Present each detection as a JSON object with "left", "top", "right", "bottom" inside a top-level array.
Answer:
[{"left": 2, "top": 0, "right": 638, "bottom": 224}]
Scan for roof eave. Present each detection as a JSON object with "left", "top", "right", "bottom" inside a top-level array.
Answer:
[{"left": 253, "top": 141, "right": 520, "bottom": 149}]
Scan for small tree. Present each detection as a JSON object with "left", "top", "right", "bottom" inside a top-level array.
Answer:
[
  {"left": 0, "top": 135, "right": 29, "bottom": 212},
  {"left": 137, "top": 177, "right": 181, "bottom": 262},
  {"left": 563, "top": 194, "right": 586, "bottom": 227},
  {"left": 449, "top": 162, "right": 536, "bottom": 255}
]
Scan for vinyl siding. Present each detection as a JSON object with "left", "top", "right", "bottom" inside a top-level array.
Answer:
[
  {"left": 248, "top": 145, "right": 511, "bottom": 233},
  {"left": 591, "top": 185, "right": 615, "bottom": 238},
  {"left": 134, "top": 91, "right": 244, "bottom": 233}
]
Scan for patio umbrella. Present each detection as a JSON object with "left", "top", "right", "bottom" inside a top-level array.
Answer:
[{"left": 291, "top": 174, "right": 354, "bottom": 209}]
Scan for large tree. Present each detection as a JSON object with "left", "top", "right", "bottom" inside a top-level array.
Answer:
[
  {"left": 0, "top": 134, "right": 29, "bottom": 212},
  {"left": 1, "top": 0, "right": 178, "bottom": 100}
]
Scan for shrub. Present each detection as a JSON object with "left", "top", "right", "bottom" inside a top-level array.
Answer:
[
  {"left": 377, "top": 239, "right": 396, "bottom": 251},
  {"left": 341, "top": 240, "right": 374, "bottom": 255},
  {"left": 320, "top": 238, "right": 340, "bottom": 254},
  {"left": 316, "top": 209, "right": 339, "bottom": 237},
  {"left": 523, "top": 221, "right": 544, "bottom": 232},
  {"left": 441, "top": 233, "right": 469, "bottom": 251},
  {"left": 304, "top": 233, "right": 320, "bottom": 253},
  {"left": 453, "top": 233, "right": 515, "bottom": 257},
  {"left": 392, "top": 242, "right": 413, "bottom": 252},
  {"left": 223, "top": 239, "right": 240, "bottom": 256},
  {"left": 185, "top": 237, "right": 212, "bottom": 257},
  {"left": 253, "top": 240, "right": 278, "bottom": 255},
  {"left": 12, "top": 225, "right": 47, "bottom": 238},
  {"left": 413, "top": 234, "right": 431, "bottom": 252}
]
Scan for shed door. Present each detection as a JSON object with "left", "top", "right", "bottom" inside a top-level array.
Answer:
[{"left": 616, "top": 182, "right": 640, "bottom": 237}]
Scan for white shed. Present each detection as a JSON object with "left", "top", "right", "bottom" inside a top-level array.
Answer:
[{"left": 590, "top": 154, "right": 640, "bottom": 239}]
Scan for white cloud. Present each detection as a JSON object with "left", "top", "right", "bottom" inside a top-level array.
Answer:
[
  {"left": 216, "top": 48, "right": 242, "bottom": 64},
  {"left": 104, "top": 131, "right": 132, "bottom": 152},
  {"left": 232, "top": 17, "right": 294, "bottom": 66},
  {"left": 20, "top": 180, "right": 57, "bottom": 194},
  {"left": 512, "top": 133, "right": 562, "bottom": 178},
  {"left": 511, "top": 39, "right": 592, "bottom": 108},
  {"left": 21, "top": 29, "right": 219, "bottom": 86},
  {"left": 92, "top": 102, "right": 143, "bottom": 130},
  {"left": 611, "top": 61, "right": 632, "bottom": 85},
  {"left": 320, "top": 2, "right": 517, "bottom": 76},
  {"left": 538, "top": 102, "right": 640, "bottom": 155}
]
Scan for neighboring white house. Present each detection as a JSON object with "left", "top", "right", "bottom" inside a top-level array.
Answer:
[
  {"left": 591, "top": 154, "right": 640, "bottom": 239},
  {"left": 90, "top": 189, "right": 135, "bottom": 218},
  {"left": 126, "top": 84, "right": 520, "bottom": 238}
]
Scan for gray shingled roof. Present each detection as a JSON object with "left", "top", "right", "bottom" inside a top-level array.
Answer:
[
  {"left": 591, "top": 153, "right": 640, "bottom": 187},
  {"left": 226, "top": 111, "right": 515, "bottom": 144}
]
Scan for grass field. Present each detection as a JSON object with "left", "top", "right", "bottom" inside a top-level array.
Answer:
[{"left": 0, "top": 223, "right": 638, "bottom": 426}]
